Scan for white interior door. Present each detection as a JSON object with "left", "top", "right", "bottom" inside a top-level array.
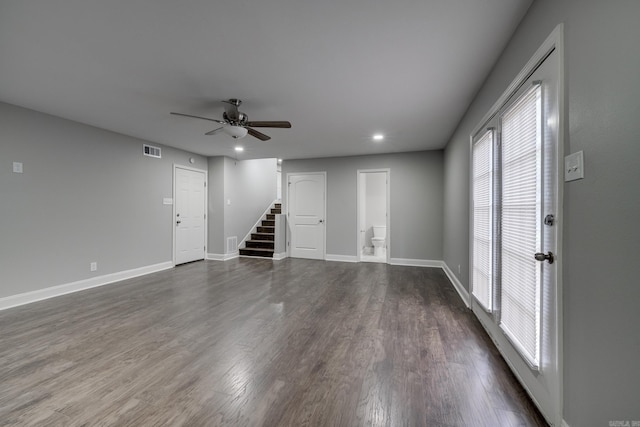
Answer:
[
  {"left": 288, "top": 173, "right": 325, "bottom": 260},
  {"left": 174, "top": 167, "right": 206, "bottom": 265}
]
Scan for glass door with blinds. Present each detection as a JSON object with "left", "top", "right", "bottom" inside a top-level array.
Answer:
[{"left": 470, "top": 34, "right": 562, "bottom": 426}]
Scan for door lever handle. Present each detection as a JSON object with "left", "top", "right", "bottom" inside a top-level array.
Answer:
[{"left": 534, "top": 252, "right": 554, "bottom": 264}]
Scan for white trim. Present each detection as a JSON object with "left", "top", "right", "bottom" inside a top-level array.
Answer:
[
  {"left": 272, "top": 252, "right": 288, "bottom": 261},
  {"left": 239, "top": 199, "right": 279, "bottom": 249},
  {"left": 206, "top": 252, "right": 239, "bottom": 261},
  {"left": 325, "top": 254, "right": 359, "bottom": 263},
  {"left": 389, "top": 258, "right": 442, "bottom": 268},
  {"left": 561, "top": 420, "right": 570, "bottom": 427},
  {"left": 0, "top": 262, "right": 173, "bottom": 311},
  {"left": 356, "top": 169, "right": 391, "bottom": 264},
  {"left": 285, "top": 171, "right": 327, "bottom": 260},
  {"left": 442, "top": 262, "right": 471, "bottom": 307},
  {"left": 173, "top": 164, "right": 208, "bottom": 266}
]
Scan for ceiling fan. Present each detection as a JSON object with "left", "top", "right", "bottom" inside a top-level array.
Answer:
[{"left": 171, "top": 99, "right": 291, "bottom": 141}]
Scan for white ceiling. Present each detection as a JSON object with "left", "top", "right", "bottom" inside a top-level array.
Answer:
[{"left": 0, "top": 0, "right": 532, "bottom": 160}]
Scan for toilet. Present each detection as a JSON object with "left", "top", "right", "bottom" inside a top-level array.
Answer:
[{"left": 371, "top": 225, "right": 387, "bottom": 257}]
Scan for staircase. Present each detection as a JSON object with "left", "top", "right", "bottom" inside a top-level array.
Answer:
[{"left": 239, "top": 203, "right": 282, "bottom": 258}]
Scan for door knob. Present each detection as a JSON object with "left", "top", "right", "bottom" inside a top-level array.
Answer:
[
  {"left": 319, "top": 219, "right": 324, "bottom": 224},
  {"left": 534, "top": 252, "right": 554, "bottom": 264}
]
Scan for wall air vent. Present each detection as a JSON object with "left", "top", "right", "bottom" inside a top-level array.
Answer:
[
  {"left": 143, "top": 144, "right": 161, "bottom": 158},
  {"left": 227, "top": 236, "right": 238, "bottom": 253}
]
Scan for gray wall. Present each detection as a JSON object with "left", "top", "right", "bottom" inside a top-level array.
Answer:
[
  {"left": 207, "top": 156, "right": 226, "bottom": 254},
  {"left": 283, "top": 151, "right": 443, "bottom": 260},
  {"left": 207, "top": 156, "right": 277, "bottom": 254},
  {"left": 442, "top": 1, "right": 640, "bottom": 425},
  {"left": 224, "top": 157, "right": 277, "bottom": 246},
  {"left": 0, "top": 102, "right": 207, "bottom": 299}
]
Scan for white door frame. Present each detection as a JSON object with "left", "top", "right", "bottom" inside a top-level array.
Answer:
[
  {"left": 286, "top": 171, "right": 327, "bottom": 260},
  {"left": 357, "top": 169, "right": 390, "bottom": 263},
  {"left": 468, "top": 24, "right": 564, "bottom": 426},
  {"left": 173, "top": 164, "right": 208, "bottom": 266}
]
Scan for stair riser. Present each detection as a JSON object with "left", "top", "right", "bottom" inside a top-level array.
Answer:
[
  {"left": 239, "top": 249, "right": 274, "bottom": 258},
  {"left": 251, "top": 234, "right": 275, "bottom": 241},
  {"left": 246, "top": 241, "right": 274, "bottom": 249},
  {"left": 266, "top": 214, "right": 276, "bottom": 220},
  {"left": 271, "top": 209, "right": 281, "bottom": 214},
  {"left": 257, "top": 226, "right": 275, "bottom": 233},
  {"left": 262, "top": 220, "right": 275, "bottom": 227}
]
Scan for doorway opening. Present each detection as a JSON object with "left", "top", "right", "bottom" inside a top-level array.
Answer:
[{"left": 357, "top": 169, "right": 390, "bottom": 263}]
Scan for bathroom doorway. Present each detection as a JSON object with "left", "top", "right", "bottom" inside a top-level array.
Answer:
[{"left": 357, "top": 169, "right": 390, "bottom": 263}]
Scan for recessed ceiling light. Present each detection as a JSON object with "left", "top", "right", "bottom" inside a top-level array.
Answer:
[
  {"left": 277, "top": 158, "right": 283, "bottom": 163},
  {"left": 373, "top": 134, "right": 384, "bottom": 141},
  {"left": 235, "top": 146, "right": 244, "bottom": 152}
]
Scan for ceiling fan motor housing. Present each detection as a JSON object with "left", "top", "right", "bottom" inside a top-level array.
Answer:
[{"left": 222, "top": 110, "right": 248, "bottom": 126}]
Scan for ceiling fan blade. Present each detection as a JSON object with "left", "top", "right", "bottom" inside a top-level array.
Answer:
[
  {"left": 171, "top": 112, "right": 226, "bottom": 124},
  {"left": 245, "top": 121, "right": 292, "bottom": 128},
  {"left": 205, "top": 127, "right": 224, "bottom": 135},
  {"left": 247, "top": 128, "right": 271, "bottom": 141}
]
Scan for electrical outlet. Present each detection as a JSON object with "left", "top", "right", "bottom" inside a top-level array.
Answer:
[{"left": 90, "top": 262, "right": 97, "bottom": 272}]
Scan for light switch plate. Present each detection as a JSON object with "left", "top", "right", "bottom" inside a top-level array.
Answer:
[
  {"left": 565, "top": 151, "right": 584, "bottom": 182},
  {"left": 13, "top": 162, "right": 23, "bottom": 173}
]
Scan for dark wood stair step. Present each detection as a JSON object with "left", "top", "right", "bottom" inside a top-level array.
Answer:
[
  {"left": 251, "top": 233, "right": 275, "bottom": 241},
  {"left": 257, "top": 226, "right": 275, "bottom": 233},
  {"left": 245, "top": 240, "right": 274, "bottom": 249},
  {"left": 266, "top": 213, "right": 276, "bottom": 220},
  {"left": 271, "top": 208, "right": 281, "bottom": 214},
  {"left": 239, "top": 247, "right": 274, "bottom": 258},
  {"left": 262, "top": 220, "right": 275, "bottom": 227}
]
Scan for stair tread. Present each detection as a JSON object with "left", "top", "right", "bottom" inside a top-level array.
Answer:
[{"left": 240, "top": 247, "right": 274, "bottom": 252}]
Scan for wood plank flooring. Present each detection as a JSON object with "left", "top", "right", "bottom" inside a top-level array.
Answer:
[{"left": 0, "top": 259, "right": 548, "bottom": 426}]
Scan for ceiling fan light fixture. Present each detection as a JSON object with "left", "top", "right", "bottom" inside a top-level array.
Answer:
[
  {"left": 235, "top": 146, "right": 244, "bottom": 152},
  {"left": 224, "top": 125, "right": 248, "bottom": 139}
]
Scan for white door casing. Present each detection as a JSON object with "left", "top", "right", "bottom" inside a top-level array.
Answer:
[
  {"left": 174, "top": 166, "right": 207, "bottom": 265},
  {"left": 287, "top": 172, "right": 326, "bottom": 260},
  {"left": 469, "top": 25, "right": 563, "bottom": 426}
]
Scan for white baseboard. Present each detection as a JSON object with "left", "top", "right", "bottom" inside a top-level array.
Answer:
[
  {"left": 0, "top": 261, "right": 173, "bottom": 312},
  {"left": 441, "top": 262, "right": 470, "bottom": 307},
  {"left": 325, "top": 254, "right": 359, "bottom": 263},
  {"left": 389, "top": 258, "right": 443, "bottom": 268},
  {"left": 206, "top": 252, "right": 239, "bottom": 261},
  {"left": 273, "top": 252, "right": 287, "bottom": 260}
]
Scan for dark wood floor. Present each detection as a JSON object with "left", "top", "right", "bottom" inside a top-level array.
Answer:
[{"left": 0, "top": 259, "right": 547, "bottom": 426}]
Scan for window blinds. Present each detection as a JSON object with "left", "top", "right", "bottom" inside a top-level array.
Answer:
[
  {"left": 472, "top": 130, "right": 493, "bottom": 311},
  {"left": 499, "top": 84, "right": 542, "bottom": 368}
]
